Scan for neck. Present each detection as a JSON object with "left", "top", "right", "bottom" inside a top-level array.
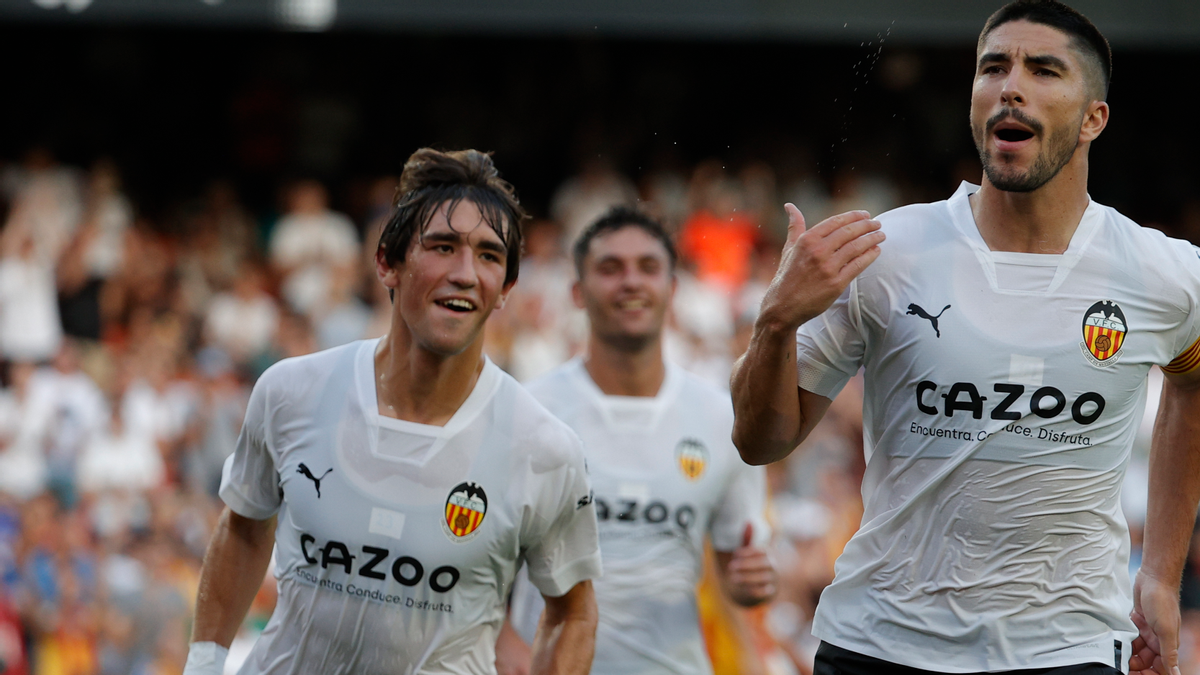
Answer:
[
  {"left": 584, "top": 333, "right": 666, "bottom": 397},
  {"left": 970, "top": 152, "right": 1091, "bottom": 254},
  {"left": 374, "top": 322, "right": 485, "bottom": 427}
]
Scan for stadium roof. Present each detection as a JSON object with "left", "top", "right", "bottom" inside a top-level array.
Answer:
[{"left": 2, "top": 0, "right": 1200, "bottom": 47}]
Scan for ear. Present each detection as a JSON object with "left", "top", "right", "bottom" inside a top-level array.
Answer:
[
  {"left": 571, "top": 280, "right": 585, "bottom": 309},
  {"left": 1079, "top": 99, "right": 1109, "bottom": 144},
  {"left": 375, "top": 248, "right": 402, "bottom": 292},
  {"left": 495, "top": 278, "right": 517, "bottom": 311}
]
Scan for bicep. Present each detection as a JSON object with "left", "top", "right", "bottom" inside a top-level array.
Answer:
[
  {"left": 798, "top": 386, "right": 834, "bottom": 443},
  {"left": 540, "top": 580, "right": 595, "bottom": 623}
]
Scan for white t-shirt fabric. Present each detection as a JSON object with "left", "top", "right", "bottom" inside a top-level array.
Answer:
[
  {"left": 0, "top": 255, "right": 62, "bottom": 362},
  {"left": 509, "top": 359, "right": 770, "bottom": 675},
  {"left": 219, "top": 339, "right": 602, "bottom": 675},
  {"left": 797, "top": 182, "right": 1200, "bottom": 673}
]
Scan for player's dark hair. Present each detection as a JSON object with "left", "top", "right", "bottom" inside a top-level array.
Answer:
[
  {"left": 979, "top": 0, "right": 1112, "bottom": 99},
  {"left": 377, "top": 148, "right": 526, "bottom": 291},
  {"left": 573, "top": 206, "right": 677, "bottom": 278}
]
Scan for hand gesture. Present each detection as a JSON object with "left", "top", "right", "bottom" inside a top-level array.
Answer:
[
  {"left": 758, "top": 205, "right": 884, "bottom": 332},
  {"left": 725, "top": 524, "right": 777, "bottom": 607},
  {"left": 1130, "top": 571, "right": 1183, "bottom": 675}
]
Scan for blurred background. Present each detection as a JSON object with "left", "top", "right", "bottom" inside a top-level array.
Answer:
[{"left": 2, "top": 0, "right": 1200, "bottom": 673}]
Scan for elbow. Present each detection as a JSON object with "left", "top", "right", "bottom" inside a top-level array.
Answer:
[{"left": 732, "top": 428, "right": 782, "bottom": 466}]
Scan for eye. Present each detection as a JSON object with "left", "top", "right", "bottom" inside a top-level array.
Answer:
[
  {"left": 1034, "top": 68, "right": 1059, "bottom": 77},
  {"left": 480, "top": 251, "right": 502, "bottom": 264},
  {"left": 982, "top": 65, "right": 1005, "bottom": 75}
]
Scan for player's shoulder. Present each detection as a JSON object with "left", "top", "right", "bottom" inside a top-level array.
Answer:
[
  {"left": 670, "top": 365, "right": 734, "bottom": 414},
  {"left": 496, "top": 366, "right": 588, "bottom": 473},
  {"left": 253, "top": 340, "right": 364, "bottom": 398},
  {"left": 1096, "top": 202, "right": 1197, "bottom": 261},
  {"left": 522, "top": 359, "right": 591, "bottom": 420}
]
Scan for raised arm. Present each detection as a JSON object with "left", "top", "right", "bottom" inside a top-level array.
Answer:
[
  {"left": 529, "top": 580, "right": 597, "bottom": 675},
  {"left": 731, "top": 205, "right": 883, "bottom": 465},
  {"left": 185, "top": 507, "right": 276, "bottom": 674},
  {"left": 1130, "top": 368, "right": 1200, "bottom": 675}
]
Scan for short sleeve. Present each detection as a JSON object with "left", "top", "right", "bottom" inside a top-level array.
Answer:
[
  {"left": 1164, "top": 244, "right": 1200, "bottom": 375},
  {"left": 709, "top": 461, "right": 771, "bottom": 552},
  {"left": 520, "top": 437, "right": 602, "bottom": 598},
  {"left": 218, "top": 376, "right": 281, "bottom": 520},
  {"left": 796, "top": 278, "right": 866, "bottom": 400}
]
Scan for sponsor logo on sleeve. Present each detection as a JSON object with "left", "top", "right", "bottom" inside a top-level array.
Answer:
[
  {"left": 1080, "top": 300, "right": 1126, "bottom": 368},
  {"left": 443, "top": 482, "right": 487, "bottom": 542},
  {"left": 675, "top": 438, "right": 708, "bottom": 481}
]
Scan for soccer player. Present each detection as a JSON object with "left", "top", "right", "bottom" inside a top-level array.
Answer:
[
  {"left": 731, "top": 2, "right": 1200, "bottom": 674},
  {"left": 499, "top": 206, "right": 776, "bottom": 675},
  {"left": 183, "top": 148, "right": 602, "bottom": 675}
]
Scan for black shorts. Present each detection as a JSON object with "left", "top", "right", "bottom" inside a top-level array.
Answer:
[{"left": 813, "top": 641, "right": 1123, "bottom": 675}]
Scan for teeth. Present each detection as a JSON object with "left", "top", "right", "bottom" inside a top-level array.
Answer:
[
  {"left": 441, "top": 299, "right": 475, "bottom": 311},
  {"left": 617, "top": 299, "right": 649, "bottom": 310}
]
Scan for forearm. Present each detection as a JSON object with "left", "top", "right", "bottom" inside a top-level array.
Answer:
[
  {"left": 731, "top": 317, "right": 805, "bottom": 465},
  {"left": 530, "top": 583, "right": 597, "bottom": 675},
  {"left": 1141, "top": 376, "right": 1200, "bottom": 586},
  {"left": 192, "top": 508, "right": 276, "bottom": 647}
]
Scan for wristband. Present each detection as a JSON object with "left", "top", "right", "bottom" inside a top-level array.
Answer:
[{"left": 183, "top": 641, "right": 229, "bottom": 675}]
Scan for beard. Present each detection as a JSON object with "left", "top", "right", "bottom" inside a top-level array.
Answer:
[{"left": 973, "top": 107, "right": 1081, "bottom": 193}]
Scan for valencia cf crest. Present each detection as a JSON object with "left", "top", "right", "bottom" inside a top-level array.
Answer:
[
  {"left": 1080, "top": 300, "right": 1127, "bottom": 368},
  {"left": 676, "top": 438, "right": 708, "bottom": 482},
  {"left": 443, "top": 482, "right": 487, "bottom": 542}
]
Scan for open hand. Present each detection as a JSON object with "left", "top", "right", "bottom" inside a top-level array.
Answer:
[{"left": 757, "top": 205, "right": 884, "bottom": 333}]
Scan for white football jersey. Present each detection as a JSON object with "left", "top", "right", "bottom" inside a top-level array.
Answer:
[
  {"left": 219, "top": 339, "right": 602, "bottom": 675},
  {"left": 509, "top": 359, "right": 769, "bottom": 675},
  {"left": 797, "top": 182, "right": 1200, "bottom": 673}
]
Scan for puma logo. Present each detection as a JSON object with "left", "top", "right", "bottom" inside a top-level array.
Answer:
[
  {"left": 297, "top": 463, "right": 333, "bottom": 498},
  {"left": 906, "top": 303, "right": 951, "bottom": 338}
]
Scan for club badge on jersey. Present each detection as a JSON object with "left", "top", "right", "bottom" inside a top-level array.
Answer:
[
  {"left": 443, "top": 482, "right": 488, "bottom": 542},
  {"left": 1080, "top": 300, "right": 1127, "bottom": 368},
  {"left": 675, "top": 438, "right": 708, "bottom": 481}
]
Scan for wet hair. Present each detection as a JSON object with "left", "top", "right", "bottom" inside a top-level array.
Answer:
[
  {"left": 377, "top": 148, "right": 526, "bottom": 289},
  {"left": 979, "top": 0, "right": 1112, "bottom": 100},
  {"left": 572, "top": 206, "right": 677, "bottom": 278}
]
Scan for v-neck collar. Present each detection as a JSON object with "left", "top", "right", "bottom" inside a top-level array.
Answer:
[
  {"left": 355, "top": 338, "right": 501, "bottom": 439},
  {"left": 568, "top": 357, "right": 681, "bottom": 433},
  {"left": 948, "top": 181, "right": 1102, "bottom": 295}
]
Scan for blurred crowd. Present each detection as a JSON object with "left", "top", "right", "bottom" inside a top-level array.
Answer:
[{"left": 0, "top": 147, "right": 1191, "bottom": 675}]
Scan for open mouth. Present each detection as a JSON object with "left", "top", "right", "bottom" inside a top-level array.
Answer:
[
  {"left": 995, "top": 128, "right": 1035, "bottom": 143},
  {"left": 616, "top": 298, "right": 650, "bottom": 310},
  {"left": 436, "top": 299, "right": 476, "bottom": 312}
]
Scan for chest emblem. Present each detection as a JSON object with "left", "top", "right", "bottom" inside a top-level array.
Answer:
[
  {"left": 676, "top": 438, "right": 708, "bottom": 481},
  {"left": 443, "top": 482, "right": 488, "bottom": 542},
  {"left": 1080, "top": 300, "right": 1126, "bottom": 368}
]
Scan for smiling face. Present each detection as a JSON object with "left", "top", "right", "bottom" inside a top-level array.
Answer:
[
  {"left": 377, "top": 199, "right": 514, "bottom": 357},
  {"left": 970, "top": 20, "right": 1107, "bottom": 193},
  {"left": 574, "top": 225, "right": 675, "bottom": 352}
]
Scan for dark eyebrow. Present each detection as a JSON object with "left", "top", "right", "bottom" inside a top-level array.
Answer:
[
  {"left": 978, "top": 51, "right": 1010, "bottom": 68},
  {"left": 423, "top": 228, "right": 508, "bottom": 255},
  {"left": 1024, "top": 54, "right": 1070, "bottom": 71}
]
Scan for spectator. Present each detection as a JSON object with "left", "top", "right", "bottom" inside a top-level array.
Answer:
[
  {"left": 0, "top": 226, "right": 63, "bottom": 363},
  {"left": 268, "top": 179, "right": 359, "bottom": 316}
]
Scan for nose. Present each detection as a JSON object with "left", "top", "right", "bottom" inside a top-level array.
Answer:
[
  {"left": 446, "top": 249, "right": 478, "bottom": 288},
  {"left": 1000, "top": 70, "right": 1025, "bottom": 106}
]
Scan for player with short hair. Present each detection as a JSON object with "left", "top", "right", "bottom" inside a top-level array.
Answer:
[
  {"left": 732, "top": 1, "right": 1200, "bottom": 674},
  {"left": 184, "top": 148, "right": 602, "bottom": 675},
  {"left": 498, "top": 205, "right": 776, "bottom": 675}
]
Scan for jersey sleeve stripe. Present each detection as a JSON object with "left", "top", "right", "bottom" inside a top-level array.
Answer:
[{"left": 1164, "top": 336, "right": 1200, "bottom": 374}]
